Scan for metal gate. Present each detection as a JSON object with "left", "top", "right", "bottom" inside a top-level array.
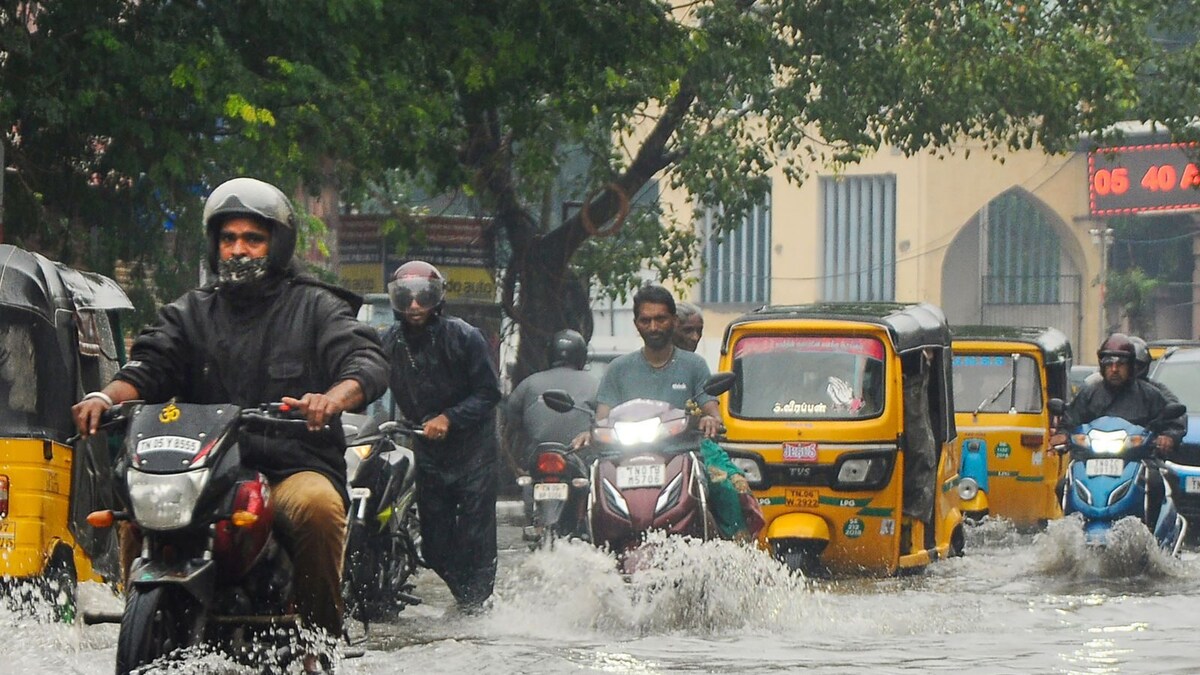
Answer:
[{"left": 980, "top": 274, "right": 1082, "bottom": 351}]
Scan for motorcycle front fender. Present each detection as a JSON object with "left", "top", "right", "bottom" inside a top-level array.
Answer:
[
  {"left": 766, "top": 512, "right": 831, "bottom": 544},
  {"left": 128, "top": 557, "right": 216, "bottom": 607}
]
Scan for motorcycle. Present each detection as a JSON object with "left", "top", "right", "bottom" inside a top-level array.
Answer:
[
  {"left": 1050, "top": 399, "right": 1189, "bottom": 554},
  {"left": 82, "top": 400, "right": 322, "bottom": 674},
  {"left": 541, "top": 372, "right": 735, "bottom": 574},
  {"left": 341, "top": 413, "right": 423, "bottom": 628},
  {"left": 516, "top": 441, "right": 591, "bottom": 549}
]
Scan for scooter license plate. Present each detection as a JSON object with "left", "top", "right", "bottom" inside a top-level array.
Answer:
[
  {"left": 533, "top": 482, "right": 569, "bottom": 501},
  {"left": 1085, "top": 458, "right": 1125, "bottom": 477},
  {"left": 1185, "top": 476, "right": 1200, "bottom": 494},
  {"left": 616, "top": 464, "right": 666, "bottom": 489}
]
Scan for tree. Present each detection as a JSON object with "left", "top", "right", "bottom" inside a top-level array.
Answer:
[
  {"left": 386, "top": 1, "right": 1197, "bottom": 383},
  {"left": 4, "top": 2, "right": 1198, "bottom": 380}
]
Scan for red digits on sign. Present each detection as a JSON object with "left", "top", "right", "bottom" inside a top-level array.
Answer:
[
  {"left": 1094, "top": 168, "right": 1130, "bottom": 196},
  {"left": 1141, "top": 165, "right": 1179, "bottom": 192}
]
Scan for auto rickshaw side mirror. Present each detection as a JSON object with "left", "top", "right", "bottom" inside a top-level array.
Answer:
[
  {"left": 1047, "top": 398, "right": 1065, "bottom": 416},
  {"left": 541, "top": 389, "right": 577, "bottom": 413},
  {"left": 703, "top": 371, "right": 736, "bottom": 397}
]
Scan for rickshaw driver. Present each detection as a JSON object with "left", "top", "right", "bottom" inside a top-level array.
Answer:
[{"left": 71, "top": 177, "right": 388, "bottom": 674}]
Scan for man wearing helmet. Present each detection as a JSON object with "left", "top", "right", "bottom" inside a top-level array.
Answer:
[
  {"left": 382, "top": 260, "right": 502, "bottom": 613},
  {"left": 504, "top": 329, "right": 599, "bottom": 528},
  {"left": 1053, "top": 332, "right": 1185, "bottom": 453},
  {"left": 72, "top": 177, "right": 388, "bottom": 669}
]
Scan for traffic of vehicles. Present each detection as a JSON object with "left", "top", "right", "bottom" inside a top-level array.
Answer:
[{"left": 2, "top": 243, "right": 1196, "bottom": 671}]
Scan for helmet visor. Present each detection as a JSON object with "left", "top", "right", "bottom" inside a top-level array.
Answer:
[{"left": 388, "top": 276, "right": 445, "bottom": 311}]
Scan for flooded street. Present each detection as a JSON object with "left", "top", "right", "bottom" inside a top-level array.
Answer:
[{"left": 5, "top": 507, "right": 1200, "bottom": 674}]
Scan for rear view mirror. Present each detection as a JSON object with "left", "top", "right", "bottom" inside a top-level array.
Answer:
[
  {"left": 541, "top": 390, "right": 576, "bottom": 413},
  {"left": 703, "top": 372, "right": 736, "bottom": 397}
]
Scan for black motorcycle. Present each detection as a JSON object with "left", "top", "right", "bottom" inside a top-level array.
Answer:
[
  {"left": 517, "top": 441, "right": 591, "bottom": 548},
  {"left": 82, "top": 401, "right": 316, "bottom": 675},
  {"left": 341, "top": 413, "right": 423, "bottom": 628}
]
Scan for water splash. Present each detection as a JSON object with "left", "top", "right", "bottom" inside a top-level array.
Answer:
[
  {"left": 490, "top": 533, "right": 821, "bottom": 637},
  {"left": 1032, "top": 513, "right": 1186, "bottom": 580}
]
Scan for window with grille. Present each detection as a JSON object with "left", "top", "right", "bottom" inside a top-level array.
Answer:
[
  {"left": 700, "top": 195, "right": 772, "bottom": 304},
  {"left": 821, "top": 175, "right": 896, "bottom": 301},
  {"left": 983, "top": 192, "right": 1061, "bottom": 304}
]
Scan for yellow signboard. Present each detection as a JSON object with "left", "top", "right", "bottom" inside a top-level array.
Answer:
[
  {"left": 443, "top": 266, "right": 496, "bottom": 303},
  {"left": 340, "top": 263, "right": 383, "bottom": 294}
]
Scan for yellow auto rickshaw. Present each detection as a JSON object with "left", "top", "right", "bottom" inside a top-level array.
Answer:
[
  {"left": 1147, "top": 339, "right": 1200, "bottom": 363},
  {"left": 0, "top": 244, "right": 131, "bottom": 619},
  {"left": 717, "top": 303, "right": 965, "bottom": 576},
  {"left": 950, "top": 326, "right": 1072, "bottom": 527}
]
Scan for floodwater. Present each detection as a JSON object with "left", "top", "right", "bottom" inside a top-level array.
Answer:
[{"left": 4, "top": 508, "right": 1200, "bottom": 674}]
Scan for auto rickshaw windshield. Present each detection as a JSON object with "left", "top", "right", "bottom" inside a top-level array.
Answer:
[
  {"left": 0, "top": 308, "right": 73, "bottom": 436},
  {"left": 952, "top": 353, "right": 1043, "bottom": 414},
  {"left": 729, "top": 335, "right": 885, "bottom": 419}
]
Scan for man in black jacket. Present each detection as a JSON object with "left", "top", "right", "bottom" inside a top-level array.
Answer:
[
  {"left": 73, "top": 177, "right": 388, "bottom": 669},
  {"left": 383, "top": 260, "right": 502, "bottom": 613}
]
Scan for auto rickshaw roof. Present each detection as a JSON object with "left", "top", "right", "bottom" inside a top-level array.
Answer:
[
  {"left": 950, "top": 325, "right": 1072, "bottom": 366},
  {"left": 722, "top": 302, "right": 952, "bottom": 355},
  {"left": 0, "top": 244, "right": 131, "bottom": 323}
]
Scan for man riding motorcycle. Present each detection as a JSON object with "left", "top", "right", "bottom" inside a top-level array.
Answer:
[
  {"left": 505, "top": 329, "right": 598, "bottom": 524},
  {"left": 73, "top": 177, "right": 388, "bottom": 673},
  {"left": 1051, "top": 332, "right": 1186, "bottom": 530}
]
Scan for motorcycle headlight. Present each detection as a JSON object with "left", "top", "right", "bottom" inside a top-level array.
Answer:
[
  {"left": 957, "top": 477, "right": 979, "bottom": 501},
  {"left": 127, "top": 468, "right": 210, "bottom": 531},
  {"left": 614, "top": 418, "right": 662, "bottom": 446},
  {"left": 1086, "top": 429, "right": 1129, "bottom": 455}
]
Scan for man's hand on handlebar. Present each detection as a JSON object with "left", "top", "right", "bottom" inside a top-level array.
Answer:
[
  {"left": 570, "top": 430, "right": 591, "bottom": 450},
  {"left": 422, "top": 413, "right": 451, "bottom": 441},
  {"left": 1155, "top": 435, "right": 1175, "bottom": 457},
  {"left": 283, "top": 392, "right": 344, "bottom": 432},
  {"left": 1048, "top": 432, "right": 1067, "bottom": 453},
  {"left": 698, "top": 414, "right": 721, "bottom": 439},
  {"left": 72, "top": 397, "right": 111, "bottom": 438}
]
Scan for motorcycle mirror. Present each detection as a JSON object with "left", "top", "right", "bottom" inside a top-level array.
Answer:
[
  {"left": 1047, "top": 398, "right": 1065, "bottom": 416},
  {"left": 541, "top": 390, "right": 576, "bottom": 413},
  {"left": 702, "top": 371, "right": 736, "bottom": 397}
]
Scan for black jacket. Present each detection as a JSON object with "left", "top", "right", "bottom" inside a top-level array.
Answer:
[
  {"left": 1062, "top": 377, "right": 1186, "bottom": 444},
  {"left": 114, "top": 272, "right": 389, "bottom": 500},
  {"left": 383, "top": 314, "right": 501, "bottom": 475}
]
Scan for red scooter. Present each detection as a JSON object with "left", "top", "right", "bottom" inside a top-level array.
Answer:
[{"left": 542, "top": 373, "right": 734, "bottom": 573}]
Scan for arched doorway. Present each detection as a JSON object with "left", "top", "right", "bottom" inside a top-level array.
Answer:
[{"left": 942, "top": 189, "right": 1082, "bottom": 348}]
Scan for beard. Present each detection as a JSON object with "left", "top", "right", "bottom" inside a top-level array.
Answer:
[{"left": 642, "top": 330, "right": 672, "bottom": 349}]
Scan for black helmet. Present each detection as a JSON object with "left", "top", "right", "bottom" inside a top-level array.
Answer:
[
  {"left": 549, "top": 329, "right": 587, "bottom": 369},
  {"left": 203, "top": 177, "right": 298, "bottom": 274},
  {"left": 388, "top": 260, "right": 447, "bottom": 313},
  {"left": 1097, "top": 332, "right": 1136, "bottom": 365},
  {"left": 1129, "top": 335, "right": 1151, "bottom": 379}
]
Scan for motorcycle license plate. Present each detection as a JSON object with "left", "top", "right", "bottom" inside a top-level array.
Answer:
[
  {"left": 1085, "top": 458, "right": 1125, "bottom": 477},
  {"left": 616, "top": 464, "right": 666, "bottom": 489},
  {"left": 533, "top": 482, "right": 569, "bottom": 501},
  {"left": 1185, "top": 476, "right": 1200, "bottom": 494}
]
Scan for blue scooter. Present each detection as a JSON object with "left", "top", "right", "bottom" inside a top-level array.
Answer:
[{"left": 1050, "top": 400, "right": 1188, "bottom": 554}]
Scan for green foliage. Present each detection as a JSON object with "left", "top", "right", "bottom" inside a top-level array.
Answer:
[
  {"left": 3, "top": 0, "right": 1198, "bottom": 352},
  {"left": 1106, "top": 267, "right": 1162, "bottom": 336}
]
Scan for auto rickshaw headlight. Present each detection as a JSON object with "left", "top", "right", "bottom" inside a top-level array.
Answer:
[
  {"left": 730, "top": 457, "right": 764, "bottom": 486},
  {"left": 832, "top": 453, "right": 893, "bottom": 491},
  {"left": 957, "top": 477, "right": 980, "bottom": 501}
]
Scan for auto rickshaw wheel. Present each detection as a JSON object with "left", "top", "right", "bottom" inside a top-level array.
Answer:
[
  {"left": 948, "top": 525, "right": 966, "bottom": 558},
  {"left": 772, "top": 539, "right": 828, "bottom": 578}
]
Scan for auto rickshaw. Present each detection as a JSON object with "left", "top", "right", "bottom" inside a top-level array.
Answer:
[
  {"left": 1147, "top": 339, "right": 1200, "bottom": 363},
  {"left": 949, "top": 326, "right": 1072, "bottom": 527},
  {"left": 0, "top": 245, "right": 131, "bottom": 619},
  {"left": 717, "top": 303, "right": 965, "bottom": 576}
]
